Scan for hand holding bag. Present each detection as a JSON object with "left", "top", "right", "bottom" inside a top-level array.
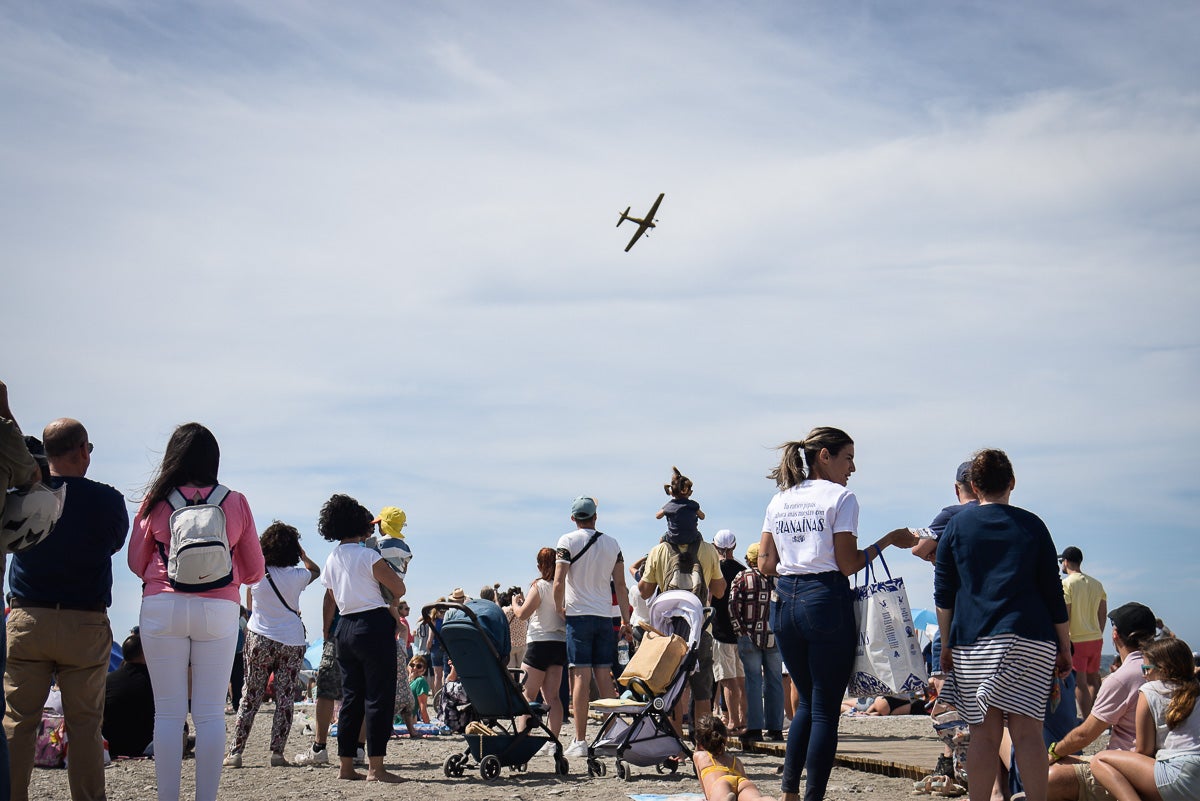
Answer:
[{"left": 847, "top": 549, "right": 928, "bottom": 697}]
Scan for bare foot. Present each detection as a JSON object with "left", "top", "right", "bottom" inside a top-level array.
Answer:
[
  {"left": 366, "top": 769, "right": 406, "bottom": 783},
  {"left": 337, "top": 770, "right": 366, "bottom": 781}
]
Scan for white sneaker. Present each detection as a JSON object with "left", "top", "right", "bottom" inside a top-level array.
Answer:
[
  {"left": 292, "top": 745, "right": 329, "bottom": 766},
  {"left": 354, "top": 746, "right": 366, "bottom": 765},
  {"left": 536, "top": 742, "right": 556, "bottom": 757},
  {"left": 222, "top": 752, "right": 242, "bottom": 768},
  {"left": 562, "top": 739, "right": 589, "bottom": 758}
]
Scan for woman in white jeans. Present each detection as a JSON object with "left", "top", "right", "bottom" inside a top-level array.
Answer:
[{"left": 127, "top": 423, "right": 265, "bottom": 801}]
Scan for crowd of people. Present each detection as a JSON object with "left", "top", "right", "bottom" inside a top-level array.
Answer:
[{"left": 2, "top": 385, "right": 1197, "bottom": 801}]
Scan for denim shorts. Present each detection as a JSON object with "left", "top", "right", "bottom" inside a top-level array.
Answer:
[{"left": 565, "top": 615, "right": 616, "bottom": 668}]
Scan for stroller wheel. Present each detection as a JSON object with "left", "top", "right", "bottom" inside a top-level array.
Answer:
[
  {"left": 480, "top": 754, "right": 502, "bottom": 780},
  {"left": 657, "top": 758, "right": 680, "bottom": 774},
  {"left": 516, "top": 762, "right": 527, "bottom": 772},
  {"left": 443, "top": 754, "right": 463, "bottom": 778},
  {"left": 554, "top": 755, "right": 570, "bottom": 775},
  {"left": 616, "top": 759, "right": 632, "bottom": 781}
]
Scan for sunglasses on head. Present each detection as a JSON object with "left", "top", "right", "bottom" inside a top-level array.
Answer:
[{"left": 1141, "top": 664, "right": 1156, "bottom": 675}]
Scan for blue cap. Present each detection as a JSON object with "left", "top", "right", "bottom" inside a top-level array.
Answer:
[{"left": 570, "top": 496, "right": 597, "bottom": 520}]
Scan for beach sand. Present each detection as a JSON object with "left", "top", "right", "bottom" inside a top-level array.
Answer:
[{"left": 32, "top": 711, "right": 943, "bottom": 800}]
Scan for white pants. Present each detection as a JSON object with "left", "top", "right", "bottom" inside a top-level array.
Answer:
[{"left": 139, "top": 594, "right": 239, "bottom": 801}]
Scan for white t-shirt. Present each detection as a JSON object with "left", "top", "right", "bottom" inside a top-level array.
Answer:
[
  {"left": 248, "top": 565, "right": 314, "bottom": 647},
  {"left": 762, "top": 480, "right": 859, "bottom": 575},
  {"left": 526, "top": 578, "right": 566, "bottom": 642},
  {"left": 555, "top": 528, "right": 623, "bottom": 617},
  {"left": 322, "top": 541, "right": 387, "bottom": 615},
  {"left": 1142, "top": 680, "right": 1200, "bottom": 759}
]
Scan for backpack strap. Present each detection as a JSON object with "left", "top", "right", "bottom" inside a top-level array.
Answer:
[{"left": 568, "top": 530, "right": 603, "bottom": 564}]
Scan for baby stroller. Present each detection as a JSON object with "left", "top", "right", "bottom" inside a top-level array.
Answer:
[
  {"left": 423, "top": 601, "right": 568, "bottom": 780},
  {"left": 585, "top": 590, "right": 708, "bottom": 780}
]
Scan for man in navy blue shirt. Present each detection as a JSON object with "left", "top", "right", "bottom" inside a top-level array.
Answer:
[{"left": 4, "top": 418, "right": 129, "bottom": 801}]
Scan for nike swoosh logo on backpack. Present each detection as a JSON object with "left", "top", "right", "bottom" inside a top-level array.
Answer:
[{"left": 198, "top": 574, "right": 212, "bottom": 580}]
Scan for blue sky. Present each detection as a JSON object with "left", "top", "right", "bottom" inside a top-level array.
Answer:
[{"left": 3, "top": 1, "right": 1198, "bottom": 651}]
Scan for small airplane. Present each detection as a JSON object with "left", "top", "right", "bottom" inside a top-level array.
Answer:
[{"left": 616, "top": 192, "right": 664, "bottom": 252}]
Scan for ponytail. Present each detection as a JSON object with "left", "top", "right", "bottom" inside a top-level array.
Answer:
[{"left": 768, "top": 427, "right": 854, "bottom": 490}]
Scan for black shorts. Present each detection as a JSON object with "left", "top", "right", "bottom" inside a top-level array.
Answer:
[{"left": 523, "top": 640, "right": 567, "bottom": 672}]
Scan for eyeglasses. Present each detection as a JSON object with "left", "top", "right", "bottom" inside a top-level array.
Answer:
[{"left": 1141, "top": 664, "right": 1156, "bottom": 675}]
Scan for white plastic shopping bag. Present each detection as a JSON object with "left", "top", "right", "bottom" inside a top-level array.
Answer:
[{"left": 847, "top": 552, "right": 928, "bottom": 697}]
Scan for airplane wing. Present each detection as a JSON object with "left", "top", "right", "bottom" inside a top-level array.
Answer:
[
  {"left": 645, "top": 192, "right": 664, "bottom": 220},
  {"left": 624, "top": 223, "right": 649, "bottom": 252}
]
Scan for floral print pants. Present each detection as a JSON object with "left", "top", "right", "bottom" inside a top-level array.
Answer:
[{"left": 230, "top": 630, "right": 305, "bottom": 755}]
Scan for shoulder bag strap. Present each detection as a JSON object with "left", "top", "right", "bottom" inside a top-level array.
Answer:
[
  {"left": 568, "top": 530, "right": 603, "bottom": 564},
  {"left": 265, "top": 569, "right": 307, "bottom": 637}
]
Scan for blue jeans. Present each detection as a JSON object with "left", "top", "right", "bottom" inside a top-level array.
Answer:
[
  {"left": 774, "top": 572, "right": 856, "bottom": 800},
  {"left": 738, "top": 634, "right": 784, "bottom": 732}
]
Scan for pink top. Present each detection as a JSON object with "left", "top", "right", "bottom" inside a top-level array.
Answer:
[
  {"left": 127, "top": 485, "right": 265, "bottom": 602},
  {"left": 1091, "top": 650, "right": 1144, "bottom": 750}
]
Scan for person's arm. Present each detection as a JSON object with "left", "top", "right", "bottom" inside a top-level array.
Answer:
[
  {"left": 757, "top": 531, "right": 779, "bottom": 577},
  {"left": 696, "top": 508, "right": 705, "bottom": 520},
  {"left": 1054, "top": 620, "right": 1072, "bottom": 677},
  {"left": 727, "top": 574, "right": 745, "bottom": 636},
  {"left": 1051, "top": 715, "right": 1111, "bottom": 762},
  {"left": 373, "top": 559, "right": 406, "bottom": 599},
  {"left": 0, "top": 380, "right": 40, "bottom": 489},
  {"left": 126, "top": 510, "right": 156, "bottom": 578},
  {"left": 299, "top": 547, "right": 320, "bottom": 584},
  {"left": 553, "top": 560, "right": 568, "bottom": 616},
  {"left": 654, "top": 509, "right": 666, "bottom": 520},
  {"left": 322, "top": 588, "right": 336, "bottom": 639},
  {"left": 833, "top": 528, "right": 919, "bottom": 576},
  {"left": 704, "top": 544, "right": 726, "bottom": 600},
  {"left": 936, "top": 606, "right": 955, "bottom": 674},
  {"left": 611, "top": 555, "right": 631, "bottom": 624},
  {"left": 244, "top": 586, "right": 253, "bottom": 614},
  {"left": 1098, "top": 598, "right": 1107, "bottom": 636},
  {"left": 231, "top": 493, "right": 265, "bottom": 585},
  {"left": 514, "top": 580, "right": 542, "bottom": 620},
  {"left": 1133, "top": 693, "right": 1156, "bottom": 757}
]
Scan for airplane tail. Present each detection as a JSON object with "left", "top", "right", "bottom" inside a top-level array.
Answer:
[{"left": 617, "top": 206, "right": 631, "bottom": 227}]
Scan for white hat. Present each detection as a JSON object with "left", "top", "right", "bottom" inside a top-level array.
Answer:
[{"left": 713, "top": 529, "right": 736, "bottom": 549}]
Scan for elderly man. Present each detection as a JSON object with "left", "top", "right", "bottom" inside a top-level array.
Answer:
[
  {"left": 1046, "top": 602, "right": 1156, "bottom": 801},
  {"left": 729, "top": 541, "right": 784, "bottom": 746},
  {"left": 710, "top": 530, "right": 747, "bottom": 735},
  {"left": 5, "top": 418, "right": 129, "bottom": 801}
]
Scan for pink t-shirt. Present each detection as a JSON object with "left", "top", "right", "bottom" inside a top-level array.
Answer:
[
  {"left": 1090, "top": 651, "right": 1144, "bottom": 750},
  {"left": 127, "top": 485, "right": 265, "bottom": 603}
]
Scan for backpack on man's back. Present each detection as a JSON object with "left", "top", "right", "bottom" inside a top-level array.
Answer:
[
  {"left": 662, "top": 541, "right": 708, "bottom": 604},
  {"left": 155, "top": 485, "right": 234, "bottom": 592}
]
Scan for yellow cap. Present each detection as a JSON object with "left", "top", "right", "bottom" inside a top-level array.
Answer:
[
  {"left": 371, "top": 506, "right": 407, "bottom": 539},
  {"left": 746, "top": 542, "right": 760, "bottom": 564}
]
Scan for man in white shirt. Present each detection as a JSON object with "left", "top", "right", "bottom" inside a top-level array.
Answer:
[{"left": 553, "top": 497, "right": 631, "bottom": 757}]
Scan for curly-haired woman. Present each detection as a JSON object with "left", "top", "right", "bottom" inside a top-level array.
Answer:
[
  {"left": 224, "top": 521, "right": 320, "bottom": 768},
  {"left": 318, "top": 493, "right": 406, "bottom": 783}
]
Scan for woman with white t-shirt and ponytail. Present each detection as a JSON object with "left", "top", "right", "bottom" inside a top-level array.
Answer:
[{"left": 757, "top": 427, "right": 917, "bottom": 801}]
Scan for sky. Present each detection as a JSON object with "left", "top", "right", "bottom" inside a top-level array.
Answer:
[{"left": 3, "top": 1, "right": 1198, "bottom": 654}]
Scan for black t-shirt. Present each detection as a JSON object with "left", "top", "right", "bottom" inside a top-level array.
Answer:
[
  {"left": 710, "top": 558, "right": 747, "bottom": 644},
  {"left": 103, "top": 662, "right": 155, "bottom": 758}
]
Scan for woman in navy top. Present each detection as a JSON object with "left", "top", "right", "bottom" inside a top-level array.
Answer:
[{"left": 934, "top": 448, "right": 1071, "bottom": 801}]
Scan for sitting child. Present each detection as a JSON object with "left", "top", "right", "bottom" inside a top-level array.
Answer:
[{"left": 692, "top": 716, "right": 776, "bottom": 801}]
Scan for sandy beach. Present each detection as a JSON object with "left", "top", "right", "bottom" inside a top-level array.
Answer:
[{"left": 31, "top": 710, "right": 942, "bottom": 800}]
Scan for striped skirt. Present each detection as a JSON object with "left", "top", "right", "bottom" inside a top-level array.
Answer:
[{"left": 943, "top": 634, "right": 1056, "bottom": 725}]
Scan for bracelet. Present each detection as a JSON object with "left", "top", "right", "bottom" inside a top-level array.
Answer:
[{"left": 1048, "top": 741, "right": 1059, "bottom": 760}]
